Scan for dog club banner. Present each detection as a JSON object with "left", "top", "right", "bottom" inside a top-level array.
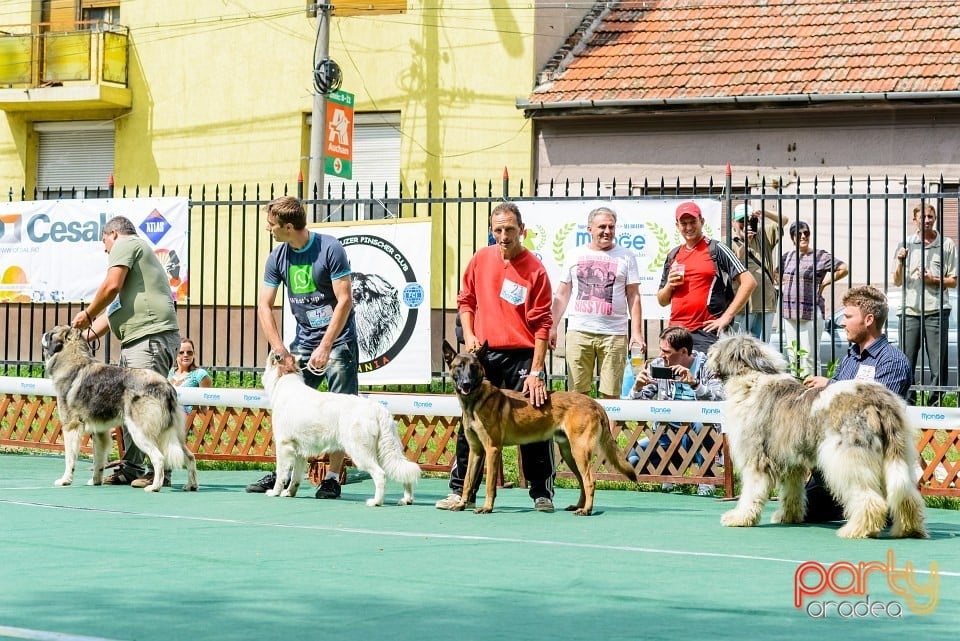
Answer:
[
  {"left": 0, "top": 198, "right": 189, "bottom": 303},
  {"left": 283, "top": 218, "right": 431, "bottom": 384},
  {"left": 519, "top": 199, "right": 722, "bottom": 320}
]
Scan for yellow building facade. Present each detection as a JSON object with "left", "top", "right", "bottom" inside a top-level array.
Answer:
[
  {"left": 0, "top": 1, "right": 590, "bottom": 314},
  {"left": 0, "top": 1, "right": 589, "bottom": 192}
]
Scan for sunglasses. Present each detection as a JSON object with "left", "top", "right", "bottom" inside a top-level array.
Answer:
[
  {"left": 794, "top": 230, "right": 811, "bottom": 239},
  {"left": 178, "top": 350, "right": 194, "bottom": 356}
]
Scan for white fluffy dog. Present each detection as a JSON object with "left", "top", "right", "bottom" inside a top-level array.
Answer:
[
  {"left": 261, "top": 352, "right": 420, "bottom": 506},
  {"left": 706, "top": 334, "right": 927, "bottom": 539}
]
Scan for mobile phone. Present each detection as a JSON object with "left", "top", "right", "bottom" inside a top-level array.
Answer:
[{"left": 650, "top": 365, "right": 677, "bottom": 380}]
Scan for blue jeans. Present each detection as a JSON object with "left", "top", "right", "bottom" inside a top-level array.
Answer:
[{"left": 293, "top": 340, "right": 359, "bottom": 394}]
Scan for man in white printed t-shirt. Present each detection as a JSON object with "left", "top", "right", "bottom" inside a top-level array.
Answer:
[{"left": 549, "top": 206, "right": 645, "bottom": 399}]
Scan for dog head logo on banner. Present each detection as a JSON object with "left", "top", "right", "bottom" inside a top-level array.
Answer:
[
  {"left": 338, "top": 234, "right": 420, "bottom": 369},
  {"left": 292, "top": 218, "right": 432, "bottom": 385}
]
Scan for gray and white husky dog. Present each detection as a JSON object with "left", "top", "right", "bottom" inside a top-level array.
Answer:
[{"left": 42, "top": 325, "right": 198, "bottom": 492}]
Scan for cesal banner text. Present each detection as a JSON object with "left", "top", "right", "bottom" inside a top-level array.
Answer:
[{"left": 0, "top": 198, "right": 189, "bottom": 303}]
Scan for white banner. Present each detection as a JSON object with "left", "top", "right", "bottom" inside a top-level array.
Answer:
[
  {"left": 0, "top": 198, "right": 190, "bottom": 303},
  {"left": 519, "top": 199, "right": 722, "bottom": 320},
  {"left": 5, "top": 377, "right": 960, "bottom": 432},
  {"left": 283, "top": 218, "right": 432, "bottom": 384}
]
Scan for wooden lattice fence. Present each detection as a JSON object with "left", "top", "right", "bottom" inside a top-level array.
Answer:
[{"left": 2, "top": 393, "right": 958, "bottom": 498}]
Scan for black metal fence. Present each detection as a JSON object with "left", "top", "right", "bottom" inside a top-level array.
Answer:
[{"left": 4, "top": 175, "right": 959, "bottom": 397}]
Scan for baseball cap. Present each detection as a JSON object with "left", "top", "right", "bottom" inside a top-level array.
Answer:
[
  {"left": 675, "top": 202, "right": 701, "bottom": 220},
  {"left": 733, "top": 204, "right": 749, "bottom": 221}
]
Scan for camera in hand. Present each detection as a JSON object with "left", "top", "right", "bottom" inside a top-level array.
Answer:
[
  {"left": 748, "top": 217, "right": 759, "bottom": 233},
  {"left": 650, "top": 365, "right": 678, "bottom": 380}
]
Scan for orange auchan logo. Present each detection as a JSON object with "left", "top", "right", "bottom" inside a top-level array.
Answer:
[{"left": 794, "top": 550, "right": 939, "bottom": 618}]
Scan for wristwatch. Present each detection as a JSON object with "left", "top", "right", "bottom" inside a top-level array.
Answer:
[{"left": 528, "top": 370, "right": 546, "bottom": 381}]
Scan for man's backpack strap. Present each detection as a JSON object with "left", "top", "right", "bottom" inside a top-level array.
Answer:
[{"left": 666, "top": 239, "right": 735, "bottom": 309}]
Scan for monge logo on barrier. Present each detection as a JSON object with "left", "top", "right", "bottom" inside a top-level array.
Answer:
[
  {"left": 138, "top": 209, "right": 171, "bottom": 244},
  {"left": 0, "top": 214, "right": 22, "bottom": 243},
  {"left": 794, "top": 550, "right": 938, "bottom": 618}
]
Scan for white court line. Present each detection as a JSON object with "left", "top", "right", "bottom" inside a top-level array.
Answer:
[
  {"left": 2, "top": 497, "right": 957, "bottom": 578},
  {"left": 0, "top": 486, "right": 62, "bottom": 491},
  {"left": 0, "top": 624, "right": 127, "bottom": 641}
]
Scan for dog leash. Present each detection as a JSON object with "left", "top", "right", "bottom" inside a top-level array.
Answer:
[
  {"left": 85, "top": 329, "right": 101, "bottom": 357},
  {"left": 303, "top": 362, "right": 328, "bottom": 377},
  {"left": 274, "top": 349, "right": 327, "bottom": 377}
]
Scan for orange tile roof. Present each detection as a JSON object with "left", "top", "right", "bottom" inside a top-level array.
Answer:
[{"left": 529, "top": 0, "right": 960, "bottom": 105}]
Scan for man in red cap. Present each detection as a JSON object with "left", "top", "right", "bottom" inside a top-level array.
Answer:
[{"left": 657, "top": 201, "right": 756, "bottom": 352}]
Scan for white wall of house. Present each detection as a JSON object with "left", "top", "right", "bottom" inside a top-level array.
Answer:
[{"left": 531, "top": 103, "right": 960, "bottom": 291}]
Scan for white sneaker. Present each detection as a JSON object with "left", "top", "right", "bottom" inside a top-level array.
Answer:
[
  {"left": 435, "top": 493, "right": 475, "bottom": 510},
  {"left": 697, "top": 484, "right": 714, "bottom": 496},
  {"left": 660, "top": 482, "right": 675, "bottom": 492},
  {"left": 534, "top": 497, "right": 555, "bottom": 513}
]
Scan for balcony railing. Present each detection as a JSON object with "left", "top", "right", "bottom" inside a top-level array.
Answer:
[{"left": 0, "top": 21, "right": 128, "bottom": 88}]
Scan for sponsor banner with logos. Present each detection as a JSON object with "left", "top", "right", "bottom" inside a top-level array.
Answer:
[
  {"left": 5, "top": 376, "right": 960, "bottom": 431},
  {"left": 282, "top": 218, "right": 432, "bottom": 384},
  {"left": 597, "top": 399, "right": 727, "bottom": 425},
  {"left": 519, "top": 199, "right": 722, "bottom": 320},
  {"left": 0, "top": 198, "right": 189, "bottom": 303}
]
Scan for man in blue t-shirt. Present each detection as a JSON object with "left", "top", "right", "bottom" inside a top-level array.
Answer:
[{"left": 246, "top": 196, "right": 359, "bottom": 499}]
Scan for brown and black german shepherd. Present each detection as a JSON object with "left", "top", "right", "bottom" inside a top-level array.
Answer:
[{"left": 442, "top": 340, "right": 638, "bottom": 515}]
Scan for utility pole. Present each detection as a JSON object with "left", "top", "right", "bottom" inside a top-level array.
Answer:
[{"left": 308, "top": 3, "right": 333, "bottom": 219}]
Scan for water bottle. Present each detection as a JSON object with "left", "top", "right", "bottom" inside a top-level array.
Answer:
[{"left": 630, "top": 344, "right": 644, "bottom": 378}]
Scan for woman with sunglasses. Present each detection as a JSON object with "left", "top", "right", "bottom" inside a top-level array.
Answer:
[
  {"left": 168, "top": 338, "right": 212, "bottom": 410},
  {"left": 780, "top": 222, "right": 849, "bottom": 376}
]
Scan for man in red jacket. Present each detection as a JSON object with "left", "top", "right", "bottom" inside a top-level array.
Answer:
[{"left": 436, "top": 202, "right": 556, "bottom": 512}]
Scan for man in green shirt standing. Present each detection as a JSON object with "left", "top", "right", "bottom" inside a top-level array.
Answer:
[
  {"left": 71, "top": 215, "right": 182, "bottom": 487},
  {"left": 892, "top": 203, "right": 958, "bottom": 405}
]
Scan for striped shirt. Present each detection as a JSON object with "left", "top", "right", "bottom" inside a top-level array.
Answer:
[
  {"left": 831, "top": 334, "right": 913, "bottom": 399},
  {"left": 780, "top": 248, "right": 845, "bottom": 321}
]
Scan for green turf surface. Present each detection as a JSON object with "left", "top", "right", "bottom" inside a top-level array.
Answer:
[{"left": 0, "top": 454, "right": 957, "bottom": 641}]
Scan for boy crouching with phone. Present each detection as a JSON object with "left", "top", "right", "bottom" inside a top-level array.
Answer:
[{"left": 626, "top": 326, "right": 724, "bottom": 495}]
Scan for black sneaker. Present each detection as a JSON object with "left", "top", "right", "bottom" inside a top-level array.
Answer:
[
  {"left": 246, "top": 472, "right": 277, "bottom": 493},
  {"left": 315, "top": 477, "right": 341, "bottom": 499}
]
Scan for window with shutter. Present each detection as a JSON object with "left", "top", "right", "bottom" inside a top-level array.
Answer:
[{"left": 35, "top": 120, "right": 115, "bottom": 199}]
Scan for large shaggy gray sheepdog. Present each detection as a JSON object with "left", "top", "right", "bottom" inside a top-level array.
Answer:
[{"left": 706, "top": 334, "right": 926, "bottom": 539}]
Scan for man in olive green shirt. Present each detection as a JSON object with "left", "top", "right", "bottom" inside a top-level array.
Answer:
[
  {"left": 892, "top": 204, "right": 958, "bottom": 404},
  {"left": 71, "top": 215, "right": 182, "bottom": 486}
]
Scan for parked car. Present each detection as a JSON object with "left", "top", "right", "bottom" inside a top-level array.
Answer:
[{"left": 768, "top": 289, "right": 959, "bottom": 385}]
